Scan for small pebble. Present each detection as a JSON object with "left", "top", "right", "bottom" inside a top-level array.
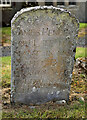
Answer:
[
  {"left": 29, "top": 106, "right": 35, "bottom": 109},
  {"left": 79, "top": 97, "right": 85, "bottom": 102},
  {"left": 56, "top": 100, "right": 66, "bottom": 104},
  {"left": 3, "top": 101, "right": 8, "bottom": 105}
]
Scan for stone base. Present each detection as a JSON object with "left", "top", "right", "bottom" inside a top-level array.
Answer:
[{"left": 12, "top": 88, "right": 69, "bottom": 105}]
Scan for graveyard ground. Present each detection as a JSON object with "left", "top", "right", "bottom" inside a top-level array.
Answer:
[{"left": 1, "top": 23, "right": 87, "bottom": 119}]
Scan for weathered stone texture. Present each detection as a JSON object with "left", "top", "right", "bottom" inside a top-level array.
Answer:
[{"left": 11, "top": 6, "right": 79, "bottom": 105}]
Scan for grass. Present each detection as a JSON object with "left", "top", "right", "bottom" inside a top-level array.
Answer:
[
  {"left": 78, "top": 23, "right": 87, "bottom": 38},
  {"left": 0, "top": 27, "right": 11, "bottom": 44},
  {"left": 75, "top": 47, "right": 87, "bottom": 59},
  {"left": 2, "top": 102, "right": 86, "bottom": 118},
  {"left": 1, "top": 56, "right": 11, "bottom": 88},
  {"left": 2, "top": 27, "right": 11, "bottom": 36},
  {"left": 79, "top": 23, "right": 87, "bottom": 29}
]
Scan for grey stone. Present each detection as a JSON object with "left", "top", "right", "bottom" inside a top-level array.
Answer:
[
  {"left": 0, "top": 46, "right": 11, "bottom": 57},
  {"left": 11, "top": 6, "right": 79, "bottom": 105}
]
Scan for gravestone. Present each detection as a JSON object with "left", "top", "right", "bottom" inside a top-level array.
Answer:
[{"left": 11, "top": 6, "right": 79, "bottom": 105}]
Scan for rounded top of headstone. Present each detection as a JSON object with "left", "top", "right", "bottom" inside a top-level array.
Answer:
[{"left": 11, "top": 6, "right": 79, "bottom": 28}]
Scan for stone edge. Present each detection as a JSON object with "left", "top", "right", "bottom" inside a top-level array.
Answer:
[{"left": 11, "top": 6, "right": 79, "bottom": 29}]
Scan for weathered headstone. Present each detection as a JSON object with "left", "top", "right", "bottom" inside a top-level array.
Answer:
[{"left": 11, "top": 6, "right": 79, "bottom": 105}]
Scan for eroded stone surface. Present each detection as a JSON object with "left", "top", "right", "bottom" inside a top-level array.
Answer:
[{"left": 11, "top": 6, "right": 79, "bottom": 105}]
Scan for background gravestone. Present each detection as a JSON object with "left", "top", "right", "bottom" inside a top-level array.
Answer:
[{"left": 11, "top": 6, "right": 79, "bottom": 105}]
